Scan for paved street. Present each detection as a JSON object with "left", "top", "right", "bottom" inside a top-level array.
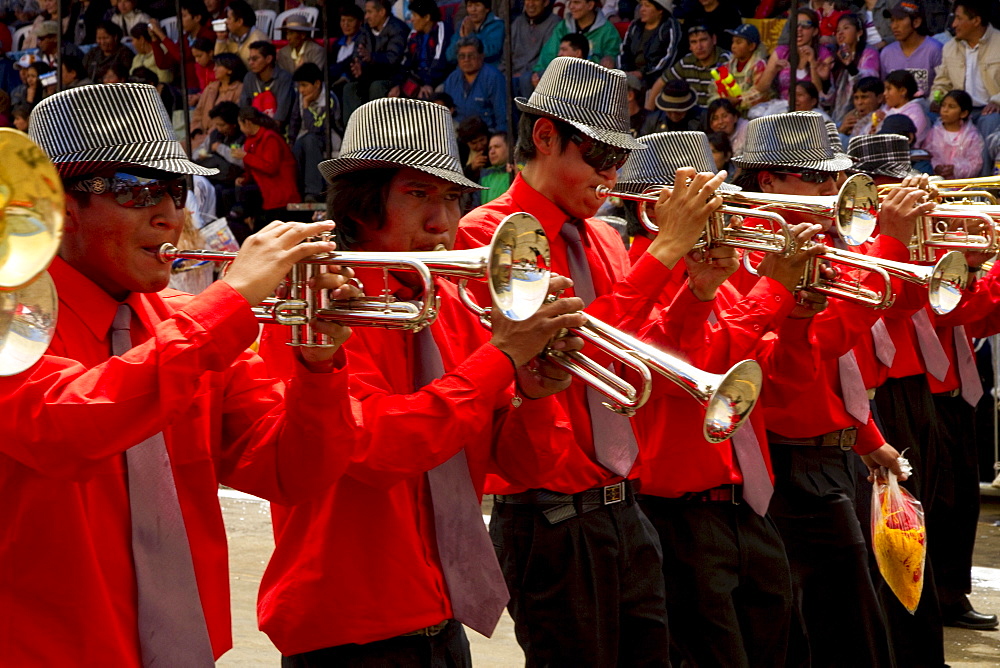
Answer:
[{"left": 218, "top": 490, "right": 1000, "bottom": 667}]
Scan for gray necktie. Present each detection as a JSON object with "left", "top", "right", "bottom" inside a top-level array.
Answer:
[
  {"left": 731, "top": 426, "right": 773, "bottom": 516},
  {"left": 415, "top": 327, "right": 509, "bottom": 637},
  {"left": 560, "top": 221, "right": 639, "bottom": 477},
  {"left": 111, "top": 304, "right": 215, "bottom": 667},
  {"left": 871, "top": 319, "right": 896, "bottom": 367},
  {"left": 838, "top": 350, "right": 871, "bottom": 423},
  {"left": 911, "top": 309, "right": 950, "bottom": 382},
  {"left": 953, "top": 325, "right": 984, "bottom": 407}
]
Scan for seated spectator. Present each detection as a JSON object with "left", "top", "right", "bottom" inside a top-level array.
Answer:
[
  {"left": 480, "top": 131, "right": 511, "bottom": 203},
  {"left": 290, "top": 63, "right": 337, "bottom": 203},
  {"left": 558, "top": 32, "right": 590, "bottom": 59},
  {"left": 879, "top": 0, "right": 942, "bottom": 100},
  {"left": 925, "top": 89, "right": 985, "bottom": 178},
  {"left": 189, "top": 37, "right": 218, "bottom": 95},
  {"left": 11, "top": 103, "right": 31, "bottom": 132},
  {"left": 83, "top": 20, "right": 134, "bottom": 81},
  {"left": 447, "top": 0, "right": 504, "bottom": 65},
  {"left": 204, "top": 0, "right": 225, "bottom": 20},
  {"left": 130, "top": 22, "right": 174, "bottom": 85},
  {"left": 795, "top": 81, "right": 833, "bottom": 122},
  {"left": 331, "top": 4, "right": 364, "bottom": 101},
  {"left": 11, "top": 61, "right": 49, "bottom": 110},
  {"left": 682, "top": 0, "right": 742, "bottom": 50},
  {"left": 707, "top": 130, "right": 735, "bottom": 178},
  {"left": 510, "top": 0, "right": 561, "bottom": 97},
  {"left": 231, "top": 106, "right": 301, "bottom": 229},
  {"left": 110, "top": 0, "right": 151, "bottom": 36},
  {"left": 191, "top": 52, "right": 245, "bottom": 152},
  {"left": 32, "top": 19, "right": 83, "bottom": 68},
  {"left": 877, "top": 69, "right": 928, "bottom": 145},
  {"left": 827, "top": 12, "right": 880, "bottom": 124},
  {"left": 195, "top": 100, "right": 246, "bottom": 220},
  {"left": 625, "top": 72, "right": 648, "bottom": 137},
  {"left": 389, "top": 0, "right": 453, "bottom": 99},
  {"left": 838, "top": 75, "right": 883, "bottom": 138},
  {"left": 618, "top": 0, "right": 681, "bottom": 90},
  {"left": 647, "top": 23, "right": 729, "bottom": 110},
  {"left": 755, "top": 7, "right": 832, "bottom": 105},
  {"left": 930, "top": 0, "right": 1000, "bottom": 142},
  {"left": 456, "top": 115, "right": 489, "bottom": 186},
  {"left": 277, "top": 14, "right": 326, "bottom": 74},
  {"left": 239, "top": 40, "right": 295, "bottom": 129},
  {"left": 706, "top": 97, "right": 747, "bottom": 156},
  {"left": 214, "top": 0, "right": 270, "bottom": 66},
  {"left": 429, "top": 90, "right": 457, "bottom": 124},
  {"left": 713, "top": 23, "right": 770, "bottom": 114},
  {"left": 535, "top": 0, "right": 623, "bottom": 74},
  {"left": 644, "top": 78, "right": 706, "bottom": 133},
  {"left": 442, "top": 36, "right": 507, "bottom": 132},
  {"left": 148, "top": 1, "right": 216, "bottom": 92},
  {"left": 343, "top": 0, "right": 408, "bottom": 122},
  {"left": 879, "top": 113, "right": 932, "bottom": 173},
  {"left": 101, "top": 60, "right": 132, "bottom": 83},
  {"left": 59, "top": 54, "right": 93, "bottom": 88},
  {"left": 859, "top": 0, "right": 893, "bottom": 49}
]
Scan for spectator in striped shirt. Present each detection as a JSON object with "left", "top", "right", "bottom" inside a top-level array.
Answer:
[{"left": 645, "top": 23, "right": 729, "bottom": 111}]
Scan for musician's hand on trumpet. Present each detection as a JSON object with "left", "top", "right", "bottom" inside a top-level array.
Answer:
[
  {"left": 756, "top": 223, "right": 826, "bottom": 292},
  {"left": 489, "top": 275, "right": 587, "bottom": 368},
  {"left": 517, "top": 333, "right": 585, "bottom": 399},
  {"left": 877, "top": 186, "right": 936, "bottom": 245},
  {"left": 647, "top": 168, "right": 727, "bottom": 269},
  {"left": 686, "top": 245, "right": 739, "bottom": 301},
  {"left": 298, "top": 268, "right": 363, "bottom": 370}
]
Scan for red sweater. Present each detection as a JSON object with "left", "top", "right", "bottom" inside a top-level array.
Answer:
[{"left": 242, "top": 127, "right": 301, "bottom": 210}]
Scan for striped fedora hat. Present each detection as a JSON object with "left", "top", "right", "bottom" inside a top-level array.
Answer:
[
  {"left": 847, "top": 134, "right": 914, "bottom": 178},
  {"left": 28, "top": 84, "right": 217, "bottom": 178},
  {"left": 516, "top": 57, "right": 644, "bottom": 150},
  {"left": 733, "top": 111, "right": 852, "bottom": 172},
  {"left": 319, "top": 98, "right": 482, "bottom": 190},
  {"left": 825, "top": 120, "right": 852, "bottom": 166},
  {"left": 617, "top": 131, "right": 740, "bottom": 193}
]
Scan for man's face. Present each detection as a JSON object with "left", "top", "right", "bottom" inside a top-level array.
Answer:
[
  {"left": 96, "top": 28, "right": 114, "bottom": 53},
  {"left": 488, "top": 135, "right": 508, "bottom": 166},
  {"left": 119, "top": 0, "right": 135, "bottom": 13},
  {"left": 890, "top": 15, "right": 915, "bottom": 42},
  {"left": 205, "top": 0, "right": 220, "bottom": 13},
  {"left": 133, "top": 36, "right": 151, "bottom": 54},
  {"left": 225, "top": 8, "right": 244, "bottom": 34},
  {"left": 689, "top": 31, "right": 715, "bottom": 62},
  {"left": 297, "top": 80, "right": 321, "bottom": 104},
  {"left": 538, "top": 119, "right": 620, "bottom": 220},
  {"left": 952, "top": 6, "right": 981, "bottom": 42},
  {"left": 341, "top": 15, "right": 360, "bottom": 36},
  {"left": 558, "top": 40, "right": 583, "bottom": 58},
  {"left": 853, "top": 89, "right": 881, "bottom": 114},
  {"left": 567, "top": 0, "right": 594, "bottom": 22},
  {"left": 247, "top": 48, "right": 270, "bottom": 74},
  {"left": 181, "top": 8, "right": 201, "bottom": 34},
  {"left": 524, "top": 0, "right": 546, "bottom": 19},
  {"left": 666, "top": 110, "right": 686, "bottom": 123},
  {"left": 365, "top": 1, "right": 387, "bottom": 29},
  {"left": 60, "top": 178, "right": 186, "bottom": 299},
  {"left": 354, "top": 168, "right": 463, "bottom": 252},
  {"left": 38, "top": 33, "right": 57, "bottom": 55},
  {"left": 457, "top": 46, "right": 483, "bottom": 74},
  {"left": 286, "top": 30, "right": 306, "bottom": 48},
  {"left": 465, "top": 1, "right": 488, "bottom": 23},
  {"left": 411, "top": 12, "right": 431, "bottom": 32}
]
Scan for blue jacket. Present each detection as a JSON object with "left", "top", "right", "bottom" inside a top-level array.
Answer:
[
  {"left": 443, "top": 63, "right": 508, "bottom": 132},
  {"left": 397, "top": 21, "right": 453, "bottom": 88},
  {"left": 446, "top": 12, "right": 505, "bottom": 65}
]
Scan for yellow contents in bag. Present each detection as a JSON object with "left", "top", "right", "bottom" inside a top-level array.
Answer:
[{"left": 871, "top": 468, "right": 926, "bottom": 614}]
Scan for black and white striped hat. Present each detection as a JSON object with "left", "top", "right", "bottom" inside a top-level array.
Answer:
[
  {"left": 617, "top": 131, "right": 740, "bottom": 193},
  {"left": 28, "top": 84, "right": 217, "bottom": 178},
  {"left": 733, "top": 111, "right": 852, "bottom": 172},
  {"left": 516, "top": 57, "right": 645, "bottom": 151},
  {"left": 825, "top": 120, "right": 852, "bottom": 166},
  {"left": 318, "top": 98, "right": 483, "bottom": 190},
  {"left": 847, "top": 134, "right": 914, "bottom": 178}
]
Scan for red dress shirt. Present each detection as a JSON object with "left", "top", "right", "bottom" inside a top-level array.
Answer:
[
  {"left": 455, "top": 174, "right": 676, "bottom": 494},
  {"left": 256, "top": 276, "right": 573, "bottom": 654},
  {"left": 0, "top": 258, "right": 355, "bottom": 665}
]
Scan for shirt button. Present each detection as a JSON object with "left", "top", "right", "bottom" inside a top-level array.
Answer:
[
  {"left": 774, "top": 295, "right": 782, "bottom": 302},
  {"left": 753, "top": 324, "right": 761, "bottom": 331}
]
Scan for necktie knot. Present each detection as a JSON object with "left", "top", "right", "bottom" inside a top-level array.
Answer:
[
  {"left": 113, "top": 304, "right": 132, "bottom": 333},
  {"left": 111, "top": 304, "right": 134, "bottom": 357}
]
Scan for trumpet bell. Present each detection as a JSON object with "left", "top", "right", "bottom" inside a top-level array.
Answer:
[
  {"left": 834, "top": 173, "right": 879, "bottom": 245},
  {"left": 928, "top": 250, "right": 968, "bottom": 315},
  {"left": 0, "top": 129, "right": 65, "bottom": 291},
  {"left": 704, "top": 359, "right": 763, "bottom": 443},
  {"left": 482, "top": 213, "right": 551, "bottom": 321},
  {"left": 0, "top": 271, "right": 57, "bottom": 376}
]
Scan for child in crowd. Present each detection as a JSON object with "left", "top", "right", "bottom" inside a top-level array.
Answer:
[
  {"left": 480, "top": 131, "right": 511, "bottom": 204},
  {"left": 707, "top": 131, "right": 735, "bottom": 181},
  {"left": 558, "top": 33, "right": 590, "bottom": 60},
  {"left": 706, "top": 98, "right": 748, "bottom": 157},
  {"left": 925, "top": 89, "right": 985, "bottom": 179},
  {"left": 880, "top": 114, "right": 933, "bottom": 174},
  {"left": 720, "top": 23, "right": 770, "bottom": 114},
  {"left": 876, "top": 69, "right": 928, "bottom": 147},
  {"left": 839, "top": 75, "right": 883, "bottom": 138},
  {"left": 11, "top": 102, "right": 30, "bottom": 132},
  {"left": 795, "top": 81, "right": 833, "bottom": 123}
]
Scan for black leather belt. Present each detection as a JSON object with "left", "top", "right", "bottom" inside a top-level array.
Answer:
[
  {"left": 495, "top": 480, "right": 637, "bottom": 524},
  {"left": 766, "top": 427, "right": 857, "bottom": 450},
  {"left": 402, "top": 620, "right": 450, "bottom": 637},
  {"left": 934, "top": 388, "right": 961, "bottom": 398}
]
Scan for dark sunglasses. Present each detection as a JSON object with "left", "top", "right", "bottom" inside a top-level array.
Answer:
[
  {"left": 797, "top": 21, "right": 815, "bottom": 29},
  {"left": 70, "top": 172, "right": 188, "bottom": 209},
  {"left": 569, "top": 132, "right": 631, "bottom": 172},
  {"left": 771, "top": 169, "right": 836, "bottom": 184}
]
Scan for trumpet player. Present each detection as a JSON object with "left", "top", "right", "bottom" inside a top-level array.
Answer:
[
  {"left": 456, "top": 58, "right": 724, "bottom": 666},
  {"left": 0, "top": 84, "right": 361, "bottom": 666},
  {"left": 255, "top": 98, "right": 589, "bottom": 666}
]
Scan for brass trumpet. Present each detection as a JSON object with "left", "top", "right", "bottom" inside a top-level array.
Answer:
[
  {"left": 878, "top": 175, "right": 1000, "bottom": 205},
  {"left": 908, "top": 206, "right": 997, "bottom": 261}
]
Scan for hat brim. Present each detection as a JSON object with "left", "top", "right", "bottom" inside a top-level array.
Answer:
[
  {"left": 617, "top": 179, "right": 741, "bottom": 195},
  {"left": 515, "top": 97, "right": 645, "bottom": 151},
  {"left": 654, "top": 95, "right": 697, "bottom": 113},
  {"left": 52, "top": 154, "right": 218, "bottom": 179},
  {"left": 280, "top": 25, "right": 315, "bottom": 32},
  {"left": 732, "top": 154, "right": 854, "bottom": 173},
  {"left": 850, "top": 160, "right": 913, "bottom": 179},
  {"left": 319, "top": 150, "right": 485, "bottom": 191}
]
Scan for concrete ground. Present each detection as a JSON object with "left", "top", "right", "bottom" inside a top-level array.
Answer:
[{"left": 218, "top": 490, "right": 1000, "bottom": 667}]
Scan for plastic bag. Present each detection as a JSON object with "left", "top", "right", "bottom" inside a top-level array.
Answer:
[{"left": 871, "top": 466, "right": 926, "bottom": 613}]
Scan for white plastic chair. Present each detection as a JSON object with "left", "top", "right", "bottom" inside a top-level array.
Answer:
[
  {"left": 159, "top": 16, "right": 179, "bottom": 42},
  {"left": 12, "top": 25, "right": 34, "bottom": 52},
  {"left": 254, "top": 9, "right": 277, "bottom": 39},
  {"left": 272, "top": 7, "right": 319, "bottom": 40}
]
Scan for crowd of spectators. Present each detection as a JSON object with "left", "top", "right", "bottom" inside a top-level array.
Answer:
[{"left": 2, "top": 0, "right": 999, "bottom": 231}]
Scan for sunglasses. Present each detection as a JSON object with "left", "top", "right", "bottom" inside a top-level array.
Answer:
[
  {"left": 70, "top": 172, "right": 188, "bottom": 209},
  {"left": 569, "top": 132, "right": 631, "bottom": 172},
  {"left": 771, "top": 169, "right": 837, "bottom": 184},
  {"left": 797, "top": 21, "right": 816, "bottom": 29}
]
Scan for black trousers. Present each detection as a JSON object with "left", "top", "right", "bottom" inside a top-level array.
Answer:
[
  {"left": 490, "top": 493, "right": 669, "bottom": 668},
  {"left": 767, "top": 442, "right": 892, "bottom": 668},
  {"left": 638, "top": 495, "right": 792, "bottom": 668},
  {"left": 872, "top": 375, "right": 947, "bottom": 668},
  {"left": 281, "top": 620, "right": 471, "bottom": 668}
]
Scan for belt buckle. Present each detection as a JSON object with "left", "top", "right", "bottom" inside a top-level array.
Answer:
[
  {"left": 838, "top": 428, "right": 855, "bottom": 451},
  {"left": 603, "top": 482, "right": 624, "bottom": 505}
]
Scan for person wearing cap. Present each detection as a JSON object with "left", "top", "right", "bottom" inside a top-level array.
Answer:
[
  {"left": 681, "top": 0, "right": 743, "bottom": 50},
  {"left": 510, "top": 0, "right": 561, "bottom": 97},
  {"left": 713, "top": 22, "right": 770, "bottom": 113},
  {"left": 618, "top": 0, "right": 683, "bottom": 89},
  {"left": 0, "top": 83, "right": 360, "bottom": 665},
  {"left": 456, "top": 56, "right": 727, "bottom": 666},
  {"left": 731, "top": 110, "right": 933, "bottom": 667},
  {"left": 879, "top": 0, "right": 942, "bottom": 100},
  {"left": 443, "top": 35, "right": 507, "bottom": 133},
  {"left": 646, "top": 23, "right": 730, "bottom": 111},
  {"left": 276, "top": 13, "right": 326, "bottom": 73},
  {"left": 214, "top": 0, "right": 271, "bottom": 66},
  {"left": 388, "top": 0, "right": 452, "bottom": 99},
  {"left": 643, "top": 78, "right": 705, "bottom": 134},
  {"left": 534, "top": 0, "right": 624, "bottom": 74},
  {"left": 255, "top": 96, "right": 587, "bottom": 665},
  {"left": 32, "top": 19, "right": 84, "bottom": 67}
]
